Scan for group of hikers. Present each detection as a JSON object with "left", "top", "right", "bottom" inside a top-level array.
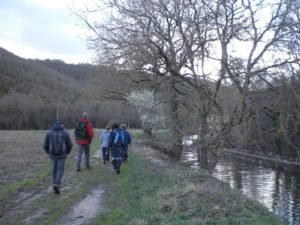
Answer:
[{"left": 43, "top": 112, "right": 132, "bottom": 195}]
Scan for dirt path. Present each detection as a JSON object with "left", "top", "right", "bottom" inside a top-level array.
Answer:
[
  {"left": 56, "top": 150, "right": 106, "bottom": 225},
  {"left": 0, "top": 133, "right": 110, "bottom": 225},
  {"left": 57, "top": 186, "right": 104, "bottom": 225},
  {"left": 58, "top": 150, "right": 107, "bottom": 225}
]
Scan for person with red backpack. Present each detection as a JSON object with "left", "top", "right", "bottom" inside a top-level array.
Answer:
[
  {"left": 74, "top": 112, "right": 94, "bottom": 171},
  {"left": 43, "top": 120, "right": 73, "bottom": 194}
]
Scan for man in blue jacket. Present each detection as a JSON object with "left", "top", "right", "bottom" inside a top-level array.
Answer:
[
  {"left": 120, "top": 123, "right": 132, "bottom": 161},
  {"left": 43, "top": 120, "right": 73, "bottom": 194},
  {"left": 109, "top": 122, "right": 124, "bottom": 174}
]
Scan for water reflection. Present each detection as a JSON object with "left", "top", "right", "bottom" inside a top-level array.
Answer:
[
  {"left": 213, "top": 156, "right": 300, "bottom": 225},
  {"left": 182, "top": 135, "right": 198, "bottom": 146},
  {"left": 181, "top": 148, "right": 300, "bottom": 225},
  {"left": 181, "top": 146, "right": 199, "bottom": 169}
]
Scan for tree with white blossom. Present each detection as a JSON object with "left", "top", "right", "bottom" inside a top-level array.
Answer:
[{"left": 126, "top": 89, "right": 165, "bottom": 135}]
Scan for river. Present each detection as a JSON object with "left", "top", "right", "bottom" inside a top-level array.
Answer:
[{"left": 181, "top": 146, "right": 300, "bottom": 225}]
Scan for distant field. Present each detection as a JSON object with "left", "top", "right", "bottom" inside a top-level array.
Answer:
[
  {"left": 0, "top": 130, "right": 48, "bottom": 186},
  {"left": 0, "top": 129, "right": 141, "bottom": 187}
]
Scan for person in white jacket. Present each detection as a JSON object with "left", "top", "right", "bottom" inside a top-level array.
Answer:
[{"left": 100, "top": 125, "right": 111, "bottom": 164}]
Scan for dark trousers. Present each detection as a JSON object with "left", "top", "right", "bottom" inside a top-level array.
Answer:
[
  {"left": 102, "top": 147, "right": 109, "bottom": 161},
  {"left": 112, "top": 159, "right": 122, "bottom": 170},
  {"left": 123, "top": 146, "right": 128, "bottom": 160}
]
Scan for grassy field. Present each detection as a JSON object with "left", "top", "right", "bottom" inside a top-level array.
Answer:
[{"left": 0, "top": 129, "right": 285, "bottom": 225}]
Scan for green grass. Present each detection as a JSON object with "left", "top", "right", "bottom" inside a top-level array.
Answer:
[
  {"left": 131, "top": 129, "right": 172, "bottom": 141},
  {"left": 0, "top": 163, "right": 51, "bottom": 203},
  {"left": 91, "top": 144, "right": 284, "bottom": 225},
  {"left": 1, "top": 130, "right": 285, "bottom": 225},
  {"left": 153, "top": 129, "right": 172, "bottom": 140}
]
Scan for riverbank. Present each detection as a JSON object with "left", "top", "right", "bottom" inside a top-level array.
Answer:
[
  {"left": 0, "top": 130, "right": 285, "bottom": 224},
  {"left": 225, "top": 148, "right": 300, "bottom": 171},
  {"left": 93, "top": 141, "right": 284, "bottom": 225}
]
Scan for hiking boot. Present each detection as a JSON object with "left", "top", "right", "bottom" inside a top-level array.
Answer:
[
  {"left": 103, "top": 160, "right": 106, "bottom": 165},
  {"left": 53, "top": 185, "right": 60, "bottom": 195},
  {"left": 76, "top": 167, "right": 81, "bottom": 172}
]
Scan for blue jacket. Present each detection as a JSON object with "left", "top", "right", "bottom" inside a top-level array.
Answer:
[
  {"left": 100, "top": 130, "right": 110, "bottom": 148},
  {"left": 43, "top": 120, "right": 73, "bottom": 159},
  {"left": 122, "top": 129, "right": 132, "bottom": 149},
  {"left": 108, "top": 128, "right": 124, "bottom": 159}
]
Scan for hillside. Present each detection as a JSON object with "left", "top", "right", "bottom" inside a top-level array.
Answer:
[
  {"left": 0, "top": 47, "right": 140, "bottom": 129},
  {"left": 0, "top": 47, "right": 83, "bottom": 102}
]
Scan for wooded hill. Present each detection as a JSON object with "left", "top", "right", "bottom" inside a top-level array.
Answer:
[{"left": 0, "top": 47, "right": 140, "bottom": 129}]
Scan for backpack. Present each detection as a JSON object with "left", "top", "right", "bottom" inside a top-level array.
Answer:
[
  {"left": 74, "top": 121, "right": 88, "bottom": 139},
  {"left": 50, "top": 131, "right": 66, "bottom": 156},
  {"left": 113, "top": 130, "right": 124, "bottom": 150}
]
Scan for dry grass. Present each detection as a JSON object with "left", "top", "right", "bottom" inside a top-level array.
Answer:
[{"left": 0, "top": 130, "right": 47, "bottom": 185}]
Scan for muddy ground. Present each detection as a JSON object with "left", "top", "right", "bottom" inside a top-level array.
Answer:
[
  {"left": 0, "top": 130, "right": 47, "bottom": 186},
  {"left": 0, "top": 129, "right": 106, "bottom": 225}
]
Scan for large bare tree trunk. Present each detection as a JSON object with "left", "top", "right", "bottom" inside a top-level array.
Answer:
[
  {"left": 197, "top": 113, "right": 208, "bottom": 168},
  {"left": 169, "top": 91, "right": 183, "bottom": 160}
]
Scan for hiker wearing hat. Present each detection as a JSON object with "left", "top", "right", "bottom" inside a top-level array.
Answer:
[
  {"left": 43, "top": 120, "right": 73, "bottom": 195},
  {"left": 74, "top": 112, "right": 94, "bottom": 171},
  {"left": 100, "top": 125, "right": 111, "bottom": 164}
]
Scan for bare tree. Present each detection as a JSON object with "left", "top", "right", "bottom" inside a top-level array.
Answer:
[
  {"left": 76, "top": 0, "right": 300, "bottom": 162},
  {"left": 75, "top": 0, "right": 216, "bottom": 159},
  {"left": 210, "top": 0, "right": 300, "bottom": 127}
]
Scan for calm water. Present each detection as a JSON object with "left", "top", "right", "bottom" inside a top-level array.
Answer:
[{"left": 181, "top": 147, "right": 300, "bottom": 225}]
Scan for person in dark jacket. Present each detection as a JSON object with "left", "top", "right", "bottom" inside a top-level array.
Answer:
[
  {"left": 100, "top": 125, "right": 111, "bottom": 164},
  {"left": 75, "top": 112, "right": 94, "bottom": 171},
  {"left": 43, "top": 120, "right": 73, "bottom": 195},
  {"left": 108, "top": 122, "right": 124, "bottom": 174},
  {"left": 120, "top": 123, "right": 132, "bottom": 161}
]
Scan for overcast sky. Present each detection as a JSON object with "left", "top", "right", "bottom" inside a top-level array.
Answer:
[{"left": 0, "top": 0, "right": 96, "bottom": 64}]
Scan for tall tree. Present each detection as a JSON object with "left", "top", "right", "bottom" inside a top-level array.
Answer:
[{"left": 76, "top": 0, "right": 300, "bottom": 163}]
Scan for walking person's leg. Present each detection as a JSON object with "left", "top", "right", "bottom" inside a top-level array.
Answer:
[
  {"left": 116, "top": 158, "right": 122, "bottom": 174},
  {"left": 55, "top": 159, "right": 65, "bottom": 186},
  {"left": 111, "top": 147, "right": 117, "bottom": 171},
  {"left": 51, "top": 159, "right": 58, "bottom": 186},
  {"left": 123, "top": 146, "right": 128, "bottom": 161},
  {"left": 102, "top": 147, "right": 107, "bottom": 164},
  {"left": 107, "top": 148, "right": 110, "bottom": 162},
  {"left": 85, "top": 144, "right": 91, "bottom": 169},
  {"left": 112, "top": 158, "right": 117, "bottom": 170},
  {"left": 53, "top": 159, "right": 65, "bottom": 194},
  {"left": 76, "top": 145, "right": 84, "bottom": 171},
  {"left": 115, "top": 148, "right": 122, "bottom": 174}
]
